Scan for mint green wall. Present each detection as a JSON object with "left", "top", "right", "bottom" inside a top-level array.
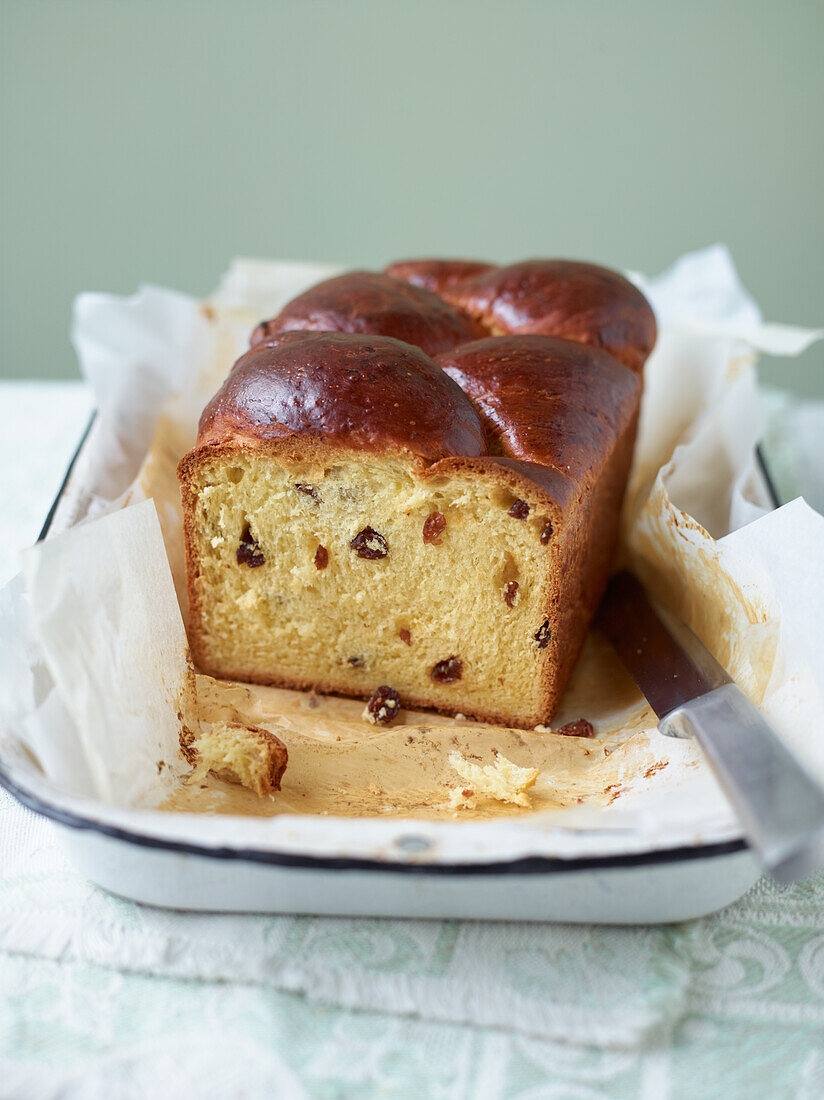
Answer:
[{"left": 2, "top": 1, "right": 822, "bottom": 393}]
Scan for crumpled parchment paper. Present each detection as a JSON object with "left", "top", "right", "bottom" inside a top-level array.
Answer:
[{"left": 1, "top": 245, "right": 822, "bottom": 864}]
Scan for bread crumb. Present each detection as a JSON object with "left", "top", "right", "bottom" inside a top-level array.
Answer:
[
  {"left": 533, "top": 724, "right": 550, "bottom": 732},
  {"left": 447, "top": 786, "right": 478, "bottom": 810},
  {"left": 236, "top": 589, "right": 260, "bottom": 611},
  {"left": 185, "top": 721, "right": 288, "bottom": 797},
  {"left": 447, "top": 750, "right": 539, "bottom": 809}
]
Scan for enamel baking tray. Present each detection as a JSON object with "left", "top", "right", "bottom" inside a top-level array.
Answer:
[{"left": 0, "top": 416, "right": 781, "bottom": 923}]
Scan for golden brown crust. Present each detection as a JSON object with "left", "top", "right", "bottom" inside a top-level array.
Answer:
[
  {"left": 544, "top": 402, "right": 640, "bottom": 709},
  {"left": 383, "top": 259, "right": 496, "bottom": 296},
  {"left": 436, "top": 335, "right": 642, "bottom": 483},
  {"left": 250, "top": 271, "right": 480, "bottom": 357},
  {"left": 447, "top": 260, "right": 656, "bottom": 372},
  {"left": 194, "top": 331, "right": 486, "bottom": 462},
  {"left": 389, "top": 257, "right": 656, "bottom": 372}
]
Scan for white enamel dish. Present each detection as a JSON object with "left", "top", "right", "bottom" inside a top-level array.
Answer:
[{"left": 0, "top": 417, "right": 782, "bottom": 923}]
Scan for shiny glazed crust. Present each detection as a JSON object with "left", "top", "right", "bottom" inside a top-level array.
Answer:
[
  {"left": 383, "top": 259, "right": 496, "bottom": 295},
  {"left": 436, "top": 335, "right": 641, "bottom": 480},
  {"left": 386, "top": 258, "right": 656, "bottom": 373},
  {"left": 250, "top": 271, "right": 480, "bottom": 357},
  {"left": 196, "top": 331, "right": 487, "bottom": 462},
  {"left": 179, "top": 258, "right": 655, "bottom": 727}
]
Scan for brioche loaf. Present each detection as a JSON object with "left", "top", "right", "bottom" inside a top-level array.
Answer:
[{"left": 179, "top": 259, "right": 655, "bottom": 728}]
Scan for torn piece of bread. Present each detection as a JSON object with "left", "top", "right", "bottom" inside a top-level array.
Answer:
[
  {"left": 181, "top": 720, "right": 288, "bottom": 796},
  {"left": 447, "top": 750, "right": 540, "bottom": 809}
]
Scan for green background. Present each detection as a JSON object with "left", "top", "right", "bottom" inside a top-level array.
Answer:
[{"left": 1, "top": 0, "right": 822, "bottom": 393}]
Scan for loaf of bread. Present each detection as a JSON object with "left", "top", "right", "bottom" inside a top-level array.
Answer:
[{"left": 178, "top": 259, "right": 655, "bottom": 728}]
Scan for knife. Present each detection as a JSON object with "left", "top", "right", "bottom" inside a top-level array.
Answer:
[{"left": 596, "top": 570, "right": 824, "bottom": 883}]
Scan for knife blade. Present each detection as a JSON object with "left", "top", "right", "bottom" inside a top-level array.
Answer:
[{"left": 596, "top": 571, "right": 824, "bottom": 884}]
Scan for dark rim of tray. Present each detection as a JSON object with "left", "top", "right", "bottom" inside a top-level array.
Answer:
[
  {"left": 4, "top": 409, "right": 777, "bottom": 876},
  {"left": 0, "top": 762, "right": 747, "bottom": 873}
]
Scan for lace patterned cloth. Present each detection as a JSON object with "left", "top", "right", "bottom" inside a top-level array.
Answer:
[{"left": 2, "top": 382, "right": 824, "bottom": 1099}]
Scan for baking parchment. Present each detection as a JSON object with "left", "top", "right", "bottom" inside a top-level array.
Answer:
[{"left": 1, "top": 246, "right": 823, "bottom": 863}]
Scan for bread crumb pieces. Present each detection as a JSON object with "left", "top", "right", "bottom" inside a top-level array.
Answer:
[
  {"left": 447, "top": 750, "right": 539, "bottom": 809},
  {"left": 236, "top": 589, "right": 260, "bottom": 611},
  {"left": 533, "top": 724, "right": 550, "bottom": 732},
  {"left": 185, "top": 721, "right": 288, "bottom": 797},
  {"left": 447, "top": 786, "right": 478, "bottom": 810}
]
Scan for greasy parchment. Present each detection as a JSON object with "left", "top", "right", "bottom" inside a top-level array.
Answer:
[
  {"left": 165, "top": 630, "right": 650, "bottom": 821},
  {"left": 1, "top": 247, "right": 823, "bottom": 865}
]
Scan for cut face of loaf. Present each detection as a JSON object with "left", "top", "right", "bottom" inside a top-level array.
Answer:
[
  {"left": 179, "top": 329, "right": 643, "bottom": 728},
  {"left": 182, "top": 450, "right": 576, "bottom": 727}
]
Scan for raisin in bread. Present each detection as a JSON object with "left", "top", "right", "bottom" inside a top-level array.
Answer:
[{"left": 178, "top": 259, "right": 655, "bottom": 728}]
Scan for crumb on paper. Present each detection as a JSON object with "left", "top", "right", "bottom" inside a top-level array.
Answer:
[
  {"left": 447, "top": 750, "right": 540, "bottom": 809},
  {"left": 447, "top": 786, "right": 479, "bottom": 811},
  {"left": 182, "top": 720, "right": 288, "bottom": 798}
]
